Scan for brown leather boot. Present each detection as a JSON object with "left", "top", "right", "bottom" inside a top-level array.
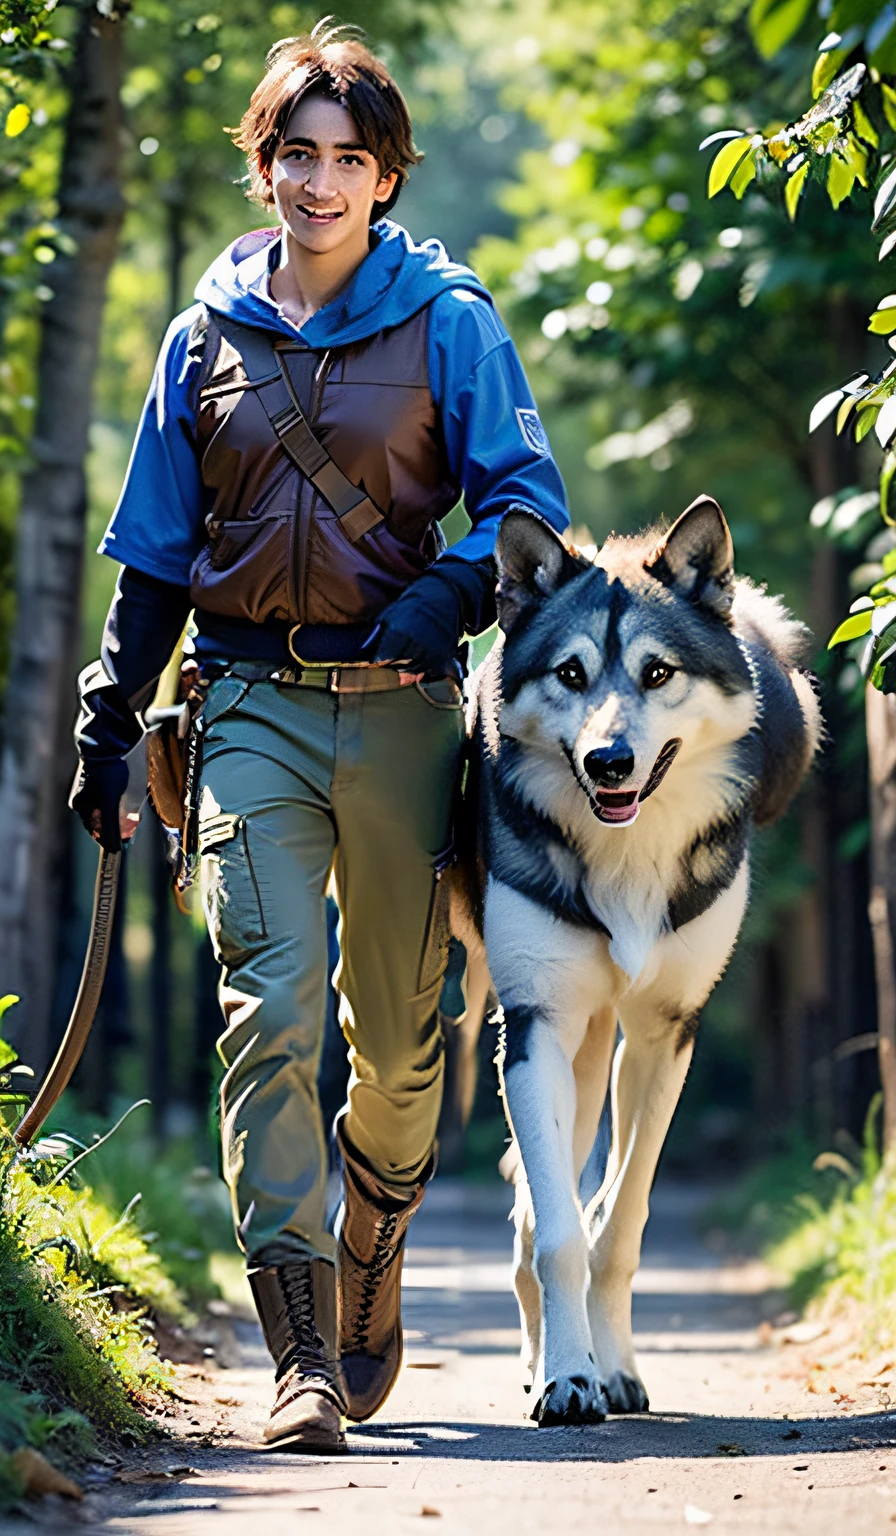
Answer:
[
  {"left": 335, "top": 1120, "right": 433, "bottom": 1422},
  {"left": 248, "top": 1259, "right": 346, "bottom": 1452}
]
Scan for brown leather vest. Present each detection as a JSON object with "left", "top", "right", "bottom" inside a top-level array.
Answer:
[{"left": 188, "top": 307, "right": 460, "bottom": 627}]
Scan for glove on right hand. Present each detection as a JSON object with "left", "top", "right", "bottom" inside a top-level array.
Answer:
[{"left": 70, "top": 758, "right": 130, "bottom": 853}]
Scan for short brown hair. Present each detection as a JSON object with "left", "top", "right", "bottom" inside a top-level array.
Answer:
[{"left": 232, "top": 24, "right": 422, "bottom": 218}]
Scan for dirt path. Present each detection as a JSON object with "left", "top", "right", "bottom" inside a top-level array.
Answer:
[{"left": 18, "top": 1178, "right": 896, "bottom": 1534}]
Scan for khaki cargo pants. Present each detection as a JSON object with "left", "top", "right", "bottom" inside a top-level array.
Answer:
[{"left": 197, "top": 671, "right": 464, "bottom": 1267}]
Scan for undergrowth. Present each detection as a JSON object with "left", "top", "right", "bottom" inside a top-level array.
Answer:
[
  {"left": 58, "top": 1106, "right": 234, "bottom": 1306},
  {"left": 710, "top": 1097, "right": 896, "bottom": 1350},
  {"left": 0, "top": 1003, "right": 191, "bottom": 1508}
]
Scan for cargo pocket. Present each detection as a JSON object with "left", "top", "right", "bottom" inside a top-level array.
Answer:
[
  {"left": 200, "top": 677, "right": 252, "bottom": 753},
  {"left": 417, "top": 866, "right": 453, "bottom": 996},
  {"left": 415, "top": 677, "right": 463, "bottom": 711},
  {"left": 200, "top": 809, "right": 268, "bottom": 960}
]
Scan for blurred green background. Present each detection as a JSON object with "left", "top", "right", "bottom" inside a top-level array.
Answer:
[{"left": 0, "top": 0, "right": 889, "bottom": 1193}]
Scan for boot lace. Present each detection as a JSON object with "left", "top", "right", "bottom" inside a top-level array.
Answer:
[
  {"left": 280, "top": 1264, "right": 331, "bottom": 1388},
  {"left": 346, "top": 1211, "right": 399, "bottom": 1352}
]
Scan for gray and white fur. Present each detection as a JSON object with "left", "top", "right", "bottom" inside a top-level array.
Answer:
[{"left": 453, "top": 497, "right": 821, "bottom": 1427}]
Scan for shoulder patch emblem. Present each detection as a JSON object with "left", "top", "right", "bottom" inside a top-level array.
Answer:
[{"left": 516, "top": 407, "right": 549, "bottom": 457}]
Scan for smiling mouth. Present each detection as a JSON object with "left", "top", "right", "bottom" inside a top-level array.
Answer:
[
  {"left": 565, "top": 738, "right": 683, "bottom": 827},
  {"left": 298, "top": 204, "right": 343, "bottom": 223}
]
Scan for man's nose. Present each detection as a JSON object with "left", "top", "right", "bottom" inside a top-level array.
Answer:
[
  {"left": 583, "top": 742, "right": 635, "bottom": 787},
  {"left": 302, "top": 160, "right": 338, "bottom": 199}
]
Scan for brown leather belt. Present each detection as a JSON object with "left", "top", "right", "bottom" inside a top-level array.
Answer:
[
  {"left": 225, "top": 660, "right": 415, "bottom": 693},
  {"left": 278, "top": 664, "right": 414, "bottom": 693}
]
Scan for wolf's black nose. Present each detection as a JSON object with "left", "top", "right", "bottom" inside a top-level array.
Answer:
[{"left": 583, "top": 744, "right": 635, "bottom": 786}]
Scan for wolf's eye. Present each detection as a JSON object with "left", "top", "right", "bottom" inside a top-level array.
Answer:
[
  {"left": 555, "top": 657, "right": 588, "bottom": 692},
  {"left": 643, "top": 660, "right": 674, "bottom": 690}
]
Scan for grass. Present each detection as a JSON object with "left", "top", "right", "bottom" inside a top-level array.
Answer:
[
  {"left": 0, "top": 1033, "right": 205, "bottom": 1510},
  {"left": 709, "top": 1097, "right": 896, "bottom": 1351},
  {"left": 57, "top": 1102, "right": 235, "bottom": 1309}
]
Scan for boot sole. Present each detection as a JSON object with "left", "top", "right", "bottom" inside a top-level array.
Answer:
[{"left": 261, "top": 1432, "right": 348, "bottom": 1454}]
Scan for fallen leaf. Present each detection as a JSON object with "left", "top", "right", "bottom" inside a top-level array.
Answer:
[
  {"left": 421, "top": 1508, "right": 442, "bottom": 1518},
  {"left": 783, "top": 1321, "right": 828, "bottom": 1346},
  {"left": 684, "top": 1506, "right": 712, "bottom": 1525},
  {"left": 406, "top": 1362, "right": 442, "bottom": 1370},
  {"left": 10, "top": 1448, "right": 83, "bottom": 1501},
  {"left": 215, "top": 1396, "right": 240, "bottom": 1406}
]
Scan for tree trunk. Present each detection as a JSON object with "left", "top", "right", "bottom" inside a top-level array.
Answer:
[
  {"left": 866, "top": 684, "right": 896, "bottom": 1153},
  {"left": 0, "top": 2, "right": 127, "bottom": 1070}
]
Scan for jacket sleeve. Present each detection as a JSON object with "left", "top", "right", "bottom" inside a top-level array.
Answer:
[
  {"left": 98, "top": 305, "right": 207, "bottom": 586},
  {"left": 75, "top": 567, "right": 191, "bottom": 763},
  {"left": 427, "top": 289, "right": 570, "bottom": 565}
]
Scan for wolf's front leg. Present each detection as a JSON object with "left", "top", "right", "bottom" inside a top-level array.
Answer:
[
  {"left": 500, "top": 1009, "right": 607, "bottom": 1425},
  {"left": 584, "top": 1017, "right": 693, "bottom": 1414}
]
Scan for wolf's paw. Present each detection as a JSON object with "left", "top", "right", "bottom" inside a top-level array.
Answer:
[
  {"left": 532, "top": 1372, "right": 608, "bottom": 1426},
  {"left": 603, "top": 1370, "right": 649, "bottom": 1415}
]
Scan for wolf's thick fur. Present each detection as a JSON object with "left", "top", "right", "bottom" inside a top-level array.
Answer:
[{"left": 453, "top": 498, "right": 820, "bottom": 1427}]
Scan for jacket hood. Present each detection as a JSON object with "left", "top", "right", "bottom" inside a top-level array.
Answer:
[{"left": 193, "top": 219, "right": 491, "bottom": 346}]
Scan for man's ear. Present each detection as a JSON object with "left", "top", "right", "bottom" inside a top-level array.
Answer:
[
  {"left": 644, "top": 494, "right": 735, "bottom": 622},
  {"left": 496, "top": 509, "right": 585, "bottom": 632}
]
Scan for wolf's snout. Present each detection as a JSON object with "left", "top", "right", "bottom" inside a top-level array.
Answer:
[{"left": 582, "top": 744, "right": 635, "bottom": 787}]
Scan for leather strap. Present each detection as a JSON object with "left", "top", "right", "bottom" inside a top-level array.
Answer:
[{"left": 212, "top": 313, "right": 385, "bottom": 544}]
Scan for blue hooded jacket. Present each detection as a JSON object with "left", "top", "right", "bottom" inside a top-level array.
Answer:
[{"left": 100, "top": 219, "right": 569, "bottom": 592}]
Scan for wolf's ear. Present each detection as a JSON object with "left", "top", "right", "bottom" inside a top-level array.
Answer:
[
  {"left": 496, "top": 510, "right": 584, "bottom": 631},
  {"left": 644, "top": 494, "right": 734, "bottom": 621}
]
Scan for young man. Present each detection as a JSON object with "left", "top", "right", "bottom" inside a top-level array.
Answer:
[{"left": 72, "top": 29, "right": 568, "bottom": 1452}]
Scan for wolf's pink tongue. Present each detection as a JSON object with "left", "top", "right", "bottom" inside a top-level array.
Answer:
[{"left": 596, "top": 791, "right": 640, "bottom": 826}]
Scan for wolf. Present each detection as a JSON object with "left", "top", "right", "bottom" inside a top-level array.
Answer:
[{"left": 454, "top": 495, "right": 821, "bottom": 1427}]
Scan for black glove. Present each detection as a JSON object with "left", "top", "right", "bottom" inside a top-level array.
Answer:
[
  {"left": 71, "top": 566, "right": 191, "bottom": 847},
  {"left": 70, "top": 757, "right": 131, "bottom": 852},
  {"left": 369, "top": 556, "right": 497, "bottom": 674}
]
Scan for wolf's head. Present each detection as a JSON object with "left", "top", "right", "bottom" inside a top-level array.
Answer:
[{"left": 494, "top": 498, "right": 756, "bottom": 829}]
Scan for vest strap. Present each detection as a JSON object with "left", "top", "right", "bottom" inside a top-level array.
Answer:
[{"left": 212, "top": 313, "right": 386, "bottom": 544}]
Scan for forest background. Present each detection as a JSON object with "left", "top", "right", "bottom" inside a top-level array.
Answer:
[{"left": 0, "top": 0, "right": 888, "bottom": 1177}]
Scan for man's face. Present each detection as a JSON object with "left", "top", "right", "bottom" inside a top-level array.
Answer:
[{"left": 269, "top": 93, "right": 397, "bottom": 255}]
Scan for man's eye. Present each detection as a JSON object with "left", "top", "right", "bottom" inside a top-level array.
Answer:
[
  {"left": 555, "top": 658, "right": 587, "bottom": 692},
  {"left": 340, "top": 153, "right": 364, "bottom": 165},
  {"left": 643, "top": 660, "right": 674, "bottom": 690}
]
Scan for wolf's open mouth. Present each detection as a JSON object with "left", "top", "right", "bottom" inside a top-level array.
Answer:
[{"left": 567, "top": 738, "right": 683, "bottom": 827}]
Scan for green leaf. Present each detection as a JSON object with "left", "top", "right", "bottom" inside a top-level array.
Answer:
[
  {"left": 853, "top": 98, "right": 879, "bottom": 149},
  {"left": 809, "top": 389, "right": 845, "bottom": 432},
  {"left": 873, "top": 163, "right": 896, "bottom": 232},
  {"left": 836, "top": 395, "right": 858, "bottom": 433},
  {"left": 749, "top": 0, "right": 815, "bottom": 58},
  {"left": 730, "top": 149, "right": 758, "bottom": 199},
  {"left": 876, "top": 392, "right": 896, "bottom": 448},
  {"left": 4, "top": 104, "right": 30, "bottom": 138},
  {"left": 829, "top": 610, "right": 874, "bottom": 646},
  {"left": 708, "top": 136, "right": 753, "bottom": 197},
  {"left": 0, "top": 994, "right": 19, "bottom": 1024},
  {"left": 842, "top": 134, "right": 868, "bottom": 188},
  {"left": 883, "top": 82, "right": 896, "bottom": 133},
  {"left": 812, "top": 50, "right": 843, "bottom": 100},
  {"left": 856, "top": 405, "right": 881, "bottom": 441},
  {"left": 785, "top": 159, "right": 810, "bottom": 220},
  {"left": 869, "top": 309, "right": 896, "bottom": 333},
  {"left": 882, "top": 446, "right": 896, "bottom": 525},
  {"left": 828, "top": 151, "right": 857, "bottom": 208}
]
